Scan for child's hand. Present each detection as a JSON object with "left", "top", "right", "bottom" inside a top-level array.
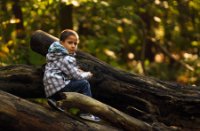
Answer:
[{"left": 88, "top": 72, "right": 93, "bottom": 78}]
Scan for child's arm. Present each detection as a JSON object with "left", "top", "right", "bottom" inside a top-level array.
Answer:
[{"left": 61, "top": 56, "right": 92, "bottom": 80}]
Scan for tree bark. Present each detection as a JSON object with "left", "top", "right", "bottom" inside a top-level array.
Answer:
[
  {"left": 1, "top": 30, "right": 200, "bottom": 130},
  {"left": 0, "top": 90, "right": 120, "bottom": 131},
  {"left": 0, "top": 65, "right": 44, "bottom": 98},
  {"left": 0, "top": 66, "right": 153, "bottom": 130},
  {"left": 59, "top": 92, "right": 152, "bottom": 131}
]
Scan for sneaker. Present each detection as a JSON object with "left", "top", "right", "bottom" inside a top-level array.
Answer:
[
  {"left": 47, "top": 99, "right": 65, "bottom": 112},
  {"left": 79, "top": 113, "right": 101, "bottom": 122}
]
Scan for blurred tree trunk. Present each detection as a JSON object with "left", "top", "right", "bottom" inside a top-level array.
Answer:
[
  {"left": 138, "top": 12, "right": 155, "bottom": 62},
  {"left": 1, "top": 1, "right": 10, "bottom": 42},
  {"left": 12, "top": 0, "right": 25, "bottom": 38},
  {"left": 59, "top": 3, "right": 73, "bottom": 30},
  {"left": 135, "top": 10, "right": 156, "bottom": 74}
]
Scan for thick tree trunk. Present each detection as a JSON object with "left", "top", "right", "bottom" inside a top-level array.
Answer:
[
  {"left": 1, "top": 30, "right": 200, "bottom": 130},
  {"left": 12, "top": 0, "right": 25, "bottom": 38},
  {"left": 0, "top": 90, "right": 120, "bottom": 131},
  {"left": 59, "top": 4, "right": 73, "bottom": 30}
]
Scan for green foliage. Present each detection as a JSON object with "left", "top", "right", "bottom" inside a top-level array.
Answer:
[{"left": 0, "top": 0, "right": 199, "bottom": 85}]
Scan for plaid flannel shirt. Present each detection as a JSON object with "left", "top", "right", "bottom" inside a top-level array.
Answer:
[{"left": 43, "top": 41, "right": 91, "bottom": 97}]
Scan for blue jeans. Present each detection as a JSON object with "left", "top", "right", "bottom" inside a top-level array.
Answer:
[{"left": 50, "top": 80, "right": 92, "bottom": 100}]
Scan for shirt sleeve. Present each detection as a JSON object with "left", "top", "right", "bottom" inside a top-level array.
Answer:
[{"left": 61, "top": 56, "right": 91, "bottom": 80}]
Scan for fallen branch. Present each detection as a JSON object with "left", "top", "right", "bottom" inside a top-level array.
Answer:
[{"left": 59, "top": 92, "right": 152, "bottom": 131}]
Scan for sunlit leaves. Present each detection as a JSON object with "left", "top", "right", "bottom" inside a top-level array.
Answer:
[
  {"left": 189, "top": 0, "right": 200, "bottom": 10},
  {"left": 154, "top": 26, "right": 164, "bottom": 39},
  {"left": 191, "top": 41, "right": 200, "bottom": 47},
  {"left": 61, "top": 0, "right": 100, "bottom": 6},
  {"left": 104, "top": 49, "right": 117, "bottom": 59},
  {"left": 153, "top": 16, "right": 161, "bottom": 23},
  {"left": 117, "top": 26, "right": 123, "bottom": 33},
  {"left": 0, "top": 0, "right": 199, "bottom": 85},
  {"left": 128, "top": 35, "right": 137, "bottom": 45}
]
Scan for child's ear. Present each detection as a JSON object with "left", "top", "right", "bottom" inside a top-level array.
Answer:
[{"left": 60, "top": 41, "right": 64, "bottom": 45}]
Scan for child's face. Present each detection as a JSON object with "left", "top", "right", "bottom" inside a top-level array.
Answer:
[{"left": 61, "top": 35, "right": 79, "bottom": 54}]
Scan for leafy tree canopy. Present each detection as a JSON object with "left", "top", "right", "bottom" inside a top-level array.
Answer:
[{"left": 0, "top": 0, "right": 199, "bottom": 85}]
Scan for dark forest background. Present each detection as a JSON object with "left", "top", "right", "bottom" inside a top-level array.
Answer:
[{"left": 0, "top": 0, "right": 199, "bottom": 85}]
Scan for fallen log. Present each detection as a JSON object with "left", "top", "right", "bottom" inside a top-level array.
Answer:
[
  {"left": 0, "top": 65, "right": 170, "bottom": 130},
  {"left": 0, "top": 64, "right": 44, "bottom": 98},
  {"left": 59, "top": 92, "right": 152, "bottom": 131},
  {"left": 30, "top": 30, "right": 200, "bottom": 130},
  {"left": 0, "top": 90, "right": 120, "bottom": 131}
]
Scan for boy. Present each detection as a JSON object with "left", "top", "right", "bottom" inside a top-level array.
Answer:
[{"left": 43, "top": 29, "right": 100, "bottom": 122}]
